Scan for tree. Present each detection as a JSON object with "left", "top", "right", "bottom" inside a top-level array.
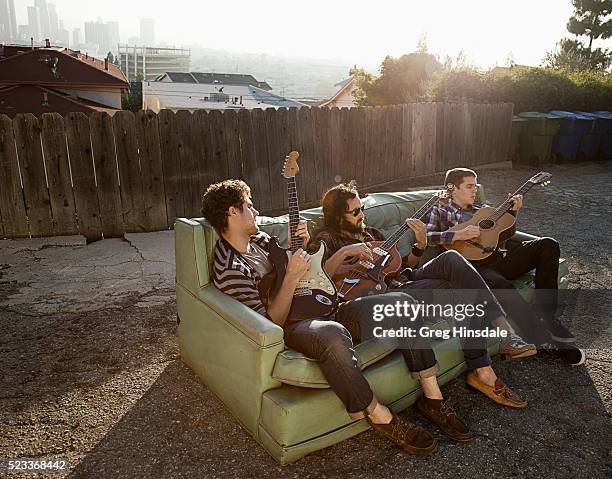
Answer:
[
  {"left": 567, "top": 0, "right": 612, "bottom": 52},
  {"left": 106, "top": 51, "right": 114, "bottom": 64},
  {"left": 543, "top": 0, "right": 612, "bottom": 72},
  {"left": 351, "top": 39, "right": 443, "bottom": 106}
]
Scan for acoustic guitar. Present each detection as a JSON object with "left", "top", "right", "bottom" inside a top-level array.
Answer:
[
  {"left": 265, "top": 151, "right": 337, "bottom": 320},
  {"left": 443, "top": 171, "right": 552, "bottom": 265},
  {"left": 336, "top": 193, "right": 441, "bottom": 301}
]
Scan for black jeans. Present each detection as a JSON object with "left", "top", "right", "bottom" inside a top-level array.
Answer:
[
  {"left": 477, "top": 237, "right": 560, "bottom": 345},
  {"left": 398, "top": 250, "right": 499, "bottom": 371},
  {"left": 283, "top": 292, "right": 432, "bottom": 418}
]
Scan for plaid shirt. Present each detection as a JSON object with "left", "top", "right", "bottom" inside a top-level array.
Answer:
[
  {"left": 426, "top": 200, "right": 516, "bottom": 246},
  {"left": 425, "top": 201, "right": 482, "bottom": 246}
]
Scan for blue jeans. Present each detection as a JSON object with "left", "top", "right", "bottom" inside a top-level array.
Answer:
[
  {"left": 397, "top": 250, "right": 500, "bottom": 371},
  {"left": 283, "top": 292, "right": 430, "bottom": 418}
]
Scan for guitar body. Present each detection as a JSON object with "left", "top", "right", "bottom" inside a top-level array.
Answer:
[
  {"left": 443, "top": 207, "right": 516, "bottom": 264},
  {"left": 335, "top": 241, "right": 403, "bottom": 301},
  {"left": 267, "top": 237, "right": 337, "bottom": 320}
]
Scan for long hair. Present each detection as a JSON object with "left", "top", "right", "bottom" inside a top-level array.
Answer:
[{"left": 321, "top": 180, "right": 360, "bottom": 233}]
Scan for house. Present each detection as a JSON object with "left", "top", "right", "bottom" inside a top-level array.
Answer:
[
  {"left": 156, "top": 71, "right": 272, "bottom": 91},
  {"left": 0, "top": 41, "right": 128, "bottom": 117},
  {"left": 142, "top": 79, "right": 304, "bottom": 112},
  {"left": 319, "top": 77, "right": 356, "bottom": 108}
]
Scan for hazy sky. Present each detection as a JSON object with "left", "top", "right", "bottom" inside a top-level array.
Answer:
[{"left": 14, "top": 0, "right": 612, "bottom": 70}]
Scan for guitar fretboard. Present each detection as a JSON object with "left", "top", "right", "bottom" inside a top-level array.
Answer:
[
  {"left": 287, "top": 177, "right": 302, "bottom": 253},
  {"left": 489, "top": 180, "right": 536, "bottom": 222},
  {"left": 380, "top": 194, "right": 440, "bottom": 251}
]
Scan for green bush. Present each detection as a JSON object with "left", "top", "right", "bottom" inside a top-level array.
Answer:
[{"left": 427, "top": 67, "right": 612, "bottom": 113}]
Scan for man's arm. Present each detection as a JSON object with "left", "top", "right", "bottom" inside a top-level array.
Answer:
[{"left": 425, "top": 205, "right": 456, "bottom": 246}]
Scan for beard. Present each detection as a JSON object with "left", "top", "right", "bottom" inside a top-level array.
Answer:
[{"left": 340, "top": 216, "right": 366, "bottom": 235}]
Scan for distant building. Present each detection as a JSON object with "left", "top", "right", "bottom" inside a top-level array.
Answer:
[
  {"left": 139, "top": 18, "right": 154, "bottom": 46},
  {"left": 118, "top": 45, "right": 190, "bottom": 81},
  {"left": 156, "top": 71, "right": 272, "bottom": 90},
  {"left": 0, "top": 0, "right": 17, "bottom": 42},
  {"left": 319, "top": 77, "right": 356, "bottom": 108},
  {"left": 0, "top": 42, "right": 128, "bottom": 117},
  {"left": 142, "top": 80, "right": 304, "bottom": 112},
  {"left": 84, "top": 19, "right": 119, "bottom": 56}
]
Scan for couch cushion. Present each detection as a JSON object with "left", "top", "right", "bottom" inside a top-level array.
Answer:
[
  {"left": 272, "top": 336, "right": 398, "bottom": 388},
  {"left": 271, "top": 317, "right": 454, "bottom": 388}
]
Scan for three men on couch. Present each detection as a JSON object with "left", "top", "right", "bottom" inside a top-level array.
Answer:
[{"left": 201, "top": 179, "right": 528, "bottom": 456}]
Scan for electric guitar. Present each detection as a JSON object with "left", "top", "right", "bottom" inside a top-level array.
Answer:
[
  {"left": 336, "top": 193, "right": 441, "bottom": 301},
  {"left": 265, "top": 151, "right": 337, "bottom": 320},
  {"left": 443, "top": 171, "right": 552, "bottom": 265}
]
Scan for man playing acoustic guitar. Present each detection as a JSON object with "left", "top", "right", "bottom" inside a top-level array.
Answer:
[{"left": 425, "top": 167, "right": 584, "bottom": 366}]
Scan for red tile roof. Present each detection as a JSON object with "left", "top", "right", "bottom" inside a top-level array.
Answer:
[
  {"left": 0, "top": 84, "right": 120, "bottom": 118},
  {"left": 0, "top": 47, "right": 128, "bottom": 88}
]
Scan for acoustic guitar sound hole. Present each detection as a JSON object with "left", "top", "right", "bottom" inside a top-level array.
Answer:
[{"left": 479, "top": 219, "right": 495, "bottom": 230}]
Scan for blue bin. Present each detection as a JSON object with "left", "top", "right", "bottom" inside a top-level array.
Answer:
[
  {"left": 548, "top": 111, "right": 594, "bottom": 161},
  {"left": 549, "top": 111, "right": 593, "bottom": 135},
  {"left": 574, "top": 112, "right": 611, "bottom": 160}
]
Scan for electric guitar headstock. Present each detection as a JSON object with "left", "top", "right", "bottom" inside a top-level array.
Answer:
[
  {"left": 529, "top": 171, "right": 552, "bottom": 186},
  {"left": 282, "top": 151, "right": 300, "bottom": 178}
]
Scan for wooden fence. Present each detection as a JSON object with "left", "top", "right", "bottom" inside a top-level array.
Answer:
[{"left": 0, "top": 103, "right": 513, "bottom": 240}]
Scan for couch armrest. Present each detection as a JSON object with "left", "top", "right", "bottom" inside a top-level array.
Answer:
[{"left": 194, "top": 285, "right": 284, "bottom": 348}]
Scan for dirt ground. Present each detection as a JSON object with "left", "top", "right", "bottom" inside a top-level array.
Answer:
[{"left": 0, "top": 161, "right": 610, "bottom": 478}]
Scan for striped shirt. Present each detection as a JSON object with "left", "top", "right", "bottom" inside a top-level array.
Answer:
[{"left": 212, "top": 231, "right": 271, "bottom": 317}]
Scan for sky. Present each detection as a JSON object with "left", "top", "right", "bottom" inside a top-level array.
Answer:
[{"left": 14, "top": 0, "right": 612, "bottom": 70}]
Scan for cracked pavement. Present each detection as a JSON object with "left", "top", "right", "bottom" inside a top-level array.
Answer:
[{"left": 0, "top": 161, "right": 610, "bottom": 478}]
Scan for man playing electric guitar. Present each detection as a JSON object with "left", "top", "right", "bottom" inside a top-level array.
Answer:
[{"left": 425, "top": 167, "right": 584, "bottom": 366}]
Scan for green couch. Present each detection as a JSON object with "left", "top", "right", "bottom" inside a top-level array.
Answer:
[{"left": 175, "top": 187, "right": 568, "bottom": 465}]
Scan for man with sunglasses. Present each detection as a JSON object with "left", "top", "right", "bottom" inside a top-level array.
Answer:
[{"left": 307, "top": 181, "right": 531, "bottom": 442}]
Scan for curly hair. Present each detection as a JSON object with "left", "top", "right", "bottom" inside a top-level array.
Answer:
[
  {"left": 321, "top": 180, "right": 360, "bottom": 232},
  {"left": 201, "top": 179, "right": 251, "bottom": 233}
]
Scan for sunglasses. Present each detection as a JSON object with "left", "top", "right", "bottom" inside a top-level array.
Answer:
[{"left": 346, "top": 205, "right": 365, "bottom": 217}]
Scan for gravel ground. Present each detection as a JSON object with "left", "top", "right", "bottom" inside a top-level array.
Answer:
[{"left": 0, "top": 161, "right": 610, "bottom": 478}]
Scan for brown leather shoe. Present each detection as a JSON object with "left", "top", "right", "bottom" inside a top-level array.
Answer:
[
  {"left": 368, "top": 412, "right": 438, "bottom": 456},
  {"left": 466, "top": 371, "right": 527, "bottom": 409},
  {"left": 499, "top": 333, "right": 537, "bottom": 359},
  {"left": 416, "top": 396, "right": 473, "bottom": 442}
]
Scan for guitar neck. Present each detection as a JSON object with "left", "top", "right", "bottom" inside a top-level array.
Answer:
[
  {"left": 381, "top": 194, "right": 439, "bottom": 250},
  {"left": 287, "top": 177, "right": 302, "bottom": 253},
  {"left": 490, "top": 180, "right": 535, "bottom": 221}
]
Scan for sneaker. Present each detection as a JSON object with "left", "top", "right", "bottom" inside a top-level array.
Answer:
[
  {"left": 416, "top": 396, "right": 473, "bottom": 443},
  {"left": 546, "top": 342, "right": 585, "bottom": 366},
  {"left": 368, "top": 412, "right": 438, "bottom": 456},
  {"left": 499, "top": 333, "right": 537, "bottom": 359},
  {"left": 546, "top": 317, "right": 576, "bottom": 343}
]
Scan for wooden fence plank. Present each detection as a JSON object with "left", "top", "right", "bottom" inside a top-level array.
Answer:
[
  {"left": 40, "top": 113, "right": 78, "bottom": 236},
  {"left": 285, "top": 107, "right": 308, "bottom": 206},
  {"left": 135, "top": 110, "right": 167, "bottom": 230},
  {"left": 346, "top": 107, "right": 366, "bottom": 188},
  {"left": 390, "top": 105, "right": 404, "bottom": 180},
  {"left": 175, "top": 110, "right": 200, "bottom": 218},
  {"left": 294, "top": 107, "right": 319, "bottom": 207},
  {"left": 191, "top": 110, "right": 214, "bottom": 203},
  {"left": 222, "top": 109, "right": 243, "bottom": 180},
  {"left": 12, "top": 113, "right": 53, "bottom": 237},
  {"left": 113, "top": 111, "right": 146, "bottom": 232},
  {"left": 264, "top": 107, "right": 286, "bottom": 212},
  {"left": 0, "top": 115, "right": 28, "bottom": 238},
  {"left": 237, "top": 108, "right": 271, "bottom": 212},
  {"left": 90, "top": 112, "right": 123, "bottom": 237},
  {"left": 64, "top": 112, "right": 102, "bottom": 240},
  {"left": 208, "top": 109, "right": 230, "bottom": 181},
  {"left": 312, "top": 107, "right": 333, "bottom": 195},
  {"left": 247, "top": 108, "right": 273, "bottom": 211},
  {"left": 158, "top": 109, "right": 184, "bottom": 225},
  {"left": 401, "top": 104, "right": 414, "bottom": 178}
]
